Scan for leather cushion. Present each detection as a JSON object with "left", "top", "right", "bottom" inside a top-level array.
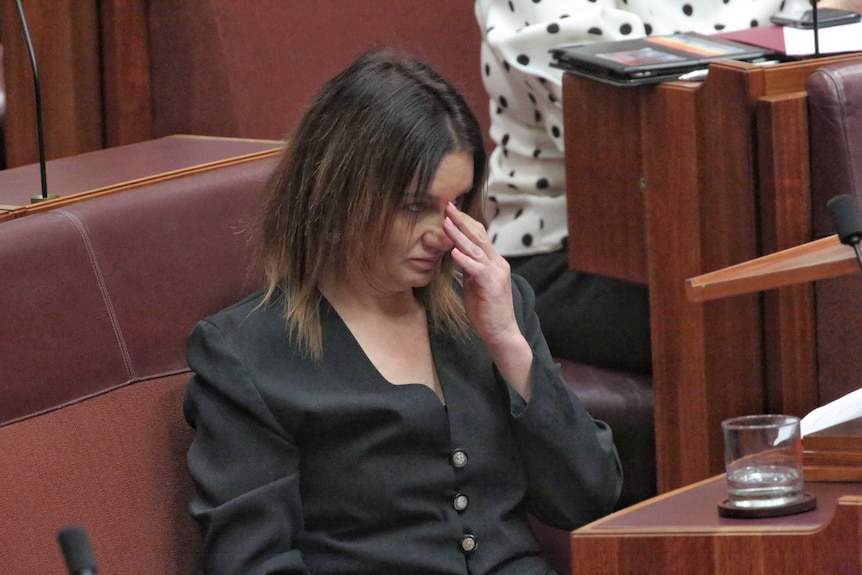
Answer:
[{"left": 807, "top": 58, "right": 862, "bottom": 238}]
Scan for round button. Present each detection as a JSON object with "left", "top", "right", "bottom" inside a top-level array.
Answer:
[
  {"left": 450, "top": 450, "right": 468, "bottom": 468},
  {"left": 453, "top": 493, "right": 469, "bottom": 512},
  {"left": 460, "top": 534, "right": 477, "bottom": 553}
]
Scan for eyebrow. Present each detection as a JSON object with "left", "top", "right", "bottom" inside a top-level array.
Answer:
[{"left": 403, "top": 187, "right": 472, "bottom": 200}]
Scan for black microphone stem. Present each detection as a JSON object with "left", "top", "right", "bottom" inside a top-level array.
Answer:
[
  {"left": 852, "top": 243, "right": 862, "bottom": 273},
  {"left": 15, "top": 0, "right": 52, "bottom": 203},
  {"left": 812, "top": 0, "right": 820, "bottom": 56}
]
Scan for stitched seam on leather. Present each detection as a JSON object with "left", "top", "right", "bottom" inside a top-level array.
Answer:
[
  {"left": 0, "top": 368, "right": 191, "bottom": 429},
  {"left": 57, "top": 210, "right": 137, "bottom": 380}
]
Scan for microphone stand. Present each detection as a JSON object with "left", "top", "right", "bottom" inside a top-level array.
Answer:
[
  {"left": 812, "top": 0, "right": 820, "bottom": 56},
  {"left": 851, "top": 242, "right": 862, "bottom": 272},
  {"left": 15, "top": 0, "right": 57, "bottom": 204}
]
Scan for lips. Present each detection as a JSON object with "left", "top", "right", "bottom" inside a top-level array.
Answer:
[{"left": 409, "top": 257, "right": 441, "bottom": 271}]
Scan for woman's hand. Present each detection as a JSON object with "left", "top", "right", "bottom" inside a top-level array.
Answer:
[
  {"left": 443, "top": 202, "right": 515, "bottom": 344},
  {"left": 443, "top": 202, "right": 533, "bottom": 399}
]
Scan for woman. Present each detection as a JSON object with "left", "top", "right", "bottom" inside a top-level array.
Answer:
[{"left": 184, "top": 49, "right": 622, "bottom": 575}]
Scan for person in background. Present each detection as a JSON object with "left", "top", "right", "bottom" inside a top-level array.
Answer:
[
  {"left": 475, "top": 0, "right": 862, "bottom": 376},
  {"left": 183, "top": 48, "right": 622, "bottom": 575}
]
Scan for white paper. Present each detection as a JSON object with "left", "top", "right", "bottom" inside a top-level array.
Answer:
[
  {"left": 783, "top": 22, "right": 862, "bottom": 55},
  {"left": 800, "top": 386, "right": 862, "bottom": 436}
]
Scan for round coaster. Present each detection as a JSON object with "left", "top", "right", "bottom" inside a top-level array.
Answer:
[{"left": 717, "top": 493, "right": 817, "bottom": 519}]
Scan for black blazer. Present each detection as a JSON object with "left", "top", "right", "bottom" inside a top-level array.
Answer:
[{"left": 184, "top": 275, "right": 621, "bottom": 575}]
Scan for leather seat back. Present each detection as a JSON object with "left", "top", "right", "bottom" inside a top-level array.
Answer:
[
  {"left": 0, "top": 155, "right": 273, "bottom": 574},
  {"left": 807, "top": 60, "right": 862, "bottom": 404}
]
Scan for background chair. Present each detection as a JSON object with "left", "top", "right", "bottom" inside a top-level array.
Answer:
[
  {"left": 0, "top": 154, "right": 272, "bottom": 574},
  {"left": 0, "top": 43, "right": 6, "bottom": 169},
  {"left": 807, "top": 59, "right": 862, "bottom": 408}
]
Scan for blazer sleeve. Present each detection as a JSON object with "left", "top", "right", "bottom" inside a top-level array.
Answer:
[
  {"left": 503, "top": 274, "right": 623, "bottom": 529},
  {"left": 183, "top": 319, "right": 310, "bottom": 575}
]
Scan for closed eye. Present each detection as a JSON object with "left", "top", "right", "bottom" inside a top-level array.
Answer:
[
  {"left": 402, "top": 200, "right": 432, "bottom": 214},
  {"left": 402, "top": 191, "right": 470, "bottom": 214}
]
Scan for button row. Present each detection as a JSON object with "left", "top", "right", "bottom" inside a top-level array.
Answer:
[{"left": 452, "top": 450, "right": 472, "bottom": 553}]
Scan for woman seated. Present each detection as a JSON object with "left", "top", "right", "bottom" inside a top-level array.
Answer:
[{"left": 183, "top": 48, "right": 622, "bottom": 575}]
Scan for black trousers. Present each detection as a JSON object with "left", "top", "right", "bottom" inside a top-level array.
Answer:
[{"left": 507, "top": 247, "right": 652, "bottom": 376}]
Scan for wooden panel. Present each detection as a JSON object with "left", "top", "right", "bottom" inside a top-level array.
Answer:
[
  {"left": 686, "top": 235, "right": 857, "bottom": 301},
  {"left": 692, "top": 64, "right": 767, "bottom": 477},
  {"left": 0, "top": 0, "right": 103, "bottom": 167},
  {"left": 640, "top": 81, "right": 712, "bottom": 489},
  {"left": 643, "top": 65, "right": 765, "bottom": 491},
  {"left": 562, "top": 54, "right": 862, "bottom": 494},
  {"left": 756, "top": 93, "right": 817, "bottom": 418},
  {"left": 563, "top": 73, "right": 647, "bottom": 283},
  {"left": 759, "top": 53, "right": 862, "bottom": 96},
  {"left": 99, "top": 0, "right": 153, "bottom": 147},
  {"left": 1, "top": 1, "right": 486, "bottom": 168},
  {"left": 805, "top": 418, "right": 862, "bottom": 482},
  {"left": 145, "top": 0, "right": 488, "bottom": 144},
  {"left": 570, "top": 477, "right": 862, "bottom": 575}
]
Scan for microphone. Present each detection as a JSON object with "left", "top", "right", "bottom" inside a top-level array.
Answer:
[
  {"left": 811, "top": 0, "right": 821, "bottom": 56},
  {"left": 827, "top": 193, "right": 862, "bottom": 271},
  {"left": 14, "top": 0, "right": 57, "bottom": 204},
  {"left": 57, "top": 525, "right": 98, "bottom": 575}
]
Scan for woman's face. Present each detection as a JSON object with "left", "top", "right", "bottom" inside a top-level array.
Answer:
[{"left": 363, "top": 151, "right": 475, "bottom": 295}]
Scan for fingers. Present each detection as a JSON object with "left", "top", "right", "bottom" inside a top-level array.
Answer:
[
  {"left": 444, "top": 220, "right": 482, "bottom": 271},
  {"left": 443, "top": 203, "right": 519, "bottom": 345},
  {"left": 443, "top": 202, "right": 491, "bottom": 264},
  {"left": 443, "top": 202, "right": 512, "bottom": 285}
]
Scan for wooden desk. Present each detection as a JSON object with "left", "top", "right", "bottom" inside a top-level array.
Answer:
[
  {"left": 563, "top": 53, "right": 862, "bottom": 493},
  {"left": 0, "top": 135, "right": 283, "bottom": 222},
  {"left": 570, "top": 475, "right": 862, "bottom": 575}
]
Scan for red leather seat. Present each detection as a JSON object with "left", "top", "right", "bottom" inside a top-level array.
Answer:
[
  {"left": 807, "top": 59, "right": 862, "bottom": 407},
  {"left": 0, "top": 155, "right": 272, "bottom": 574},
  {"left": 0, "top": 43, "right": 6, "bottom": 169}
]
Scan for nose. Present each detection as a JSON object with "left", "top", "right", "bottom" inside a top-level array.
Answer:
[{"left": 422, "top": 217, "right": 454, "bottom": 253}]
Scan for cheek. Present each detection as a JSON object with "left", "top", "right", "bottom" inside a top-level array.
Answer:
[
  {"left": 390, "top": 216, "right": 434, "bottom": 247},
  {"left": 380, "top": 221, "right": 418, "bottom": 256}
]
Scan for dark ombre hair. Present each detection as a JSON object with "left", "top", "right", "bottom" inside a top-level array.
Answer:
[{"left": 256, "top": 48, "right": 487, "bottom": 358}]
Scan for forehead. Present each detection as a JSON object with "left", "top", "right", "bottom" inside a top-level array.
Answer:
[{"left": 427, "top": 151, "right": 474, "bottom": 200}]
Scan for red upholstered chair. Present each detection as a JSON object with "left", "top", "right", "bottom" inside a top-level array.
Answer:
[
  {"left": 0, "top": 141, "right": 651, "bottom": 574},
  {"left": 0, "top": 43, "right": 6, "bottom": 169},
  {"left": 807, "top": 60, "right": 862, "bottom": 407},
  {"left": 0, "top": 156, "right": 272, "bottom": 574}
]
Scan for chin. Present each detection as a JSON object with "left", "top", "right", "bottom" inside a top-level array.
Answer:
[
  {"left": 410, "top": 277, "right": 435, "bottom": 289},
  {"left": 407, "top": 271, "right": 436, "bottom": 288}
]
